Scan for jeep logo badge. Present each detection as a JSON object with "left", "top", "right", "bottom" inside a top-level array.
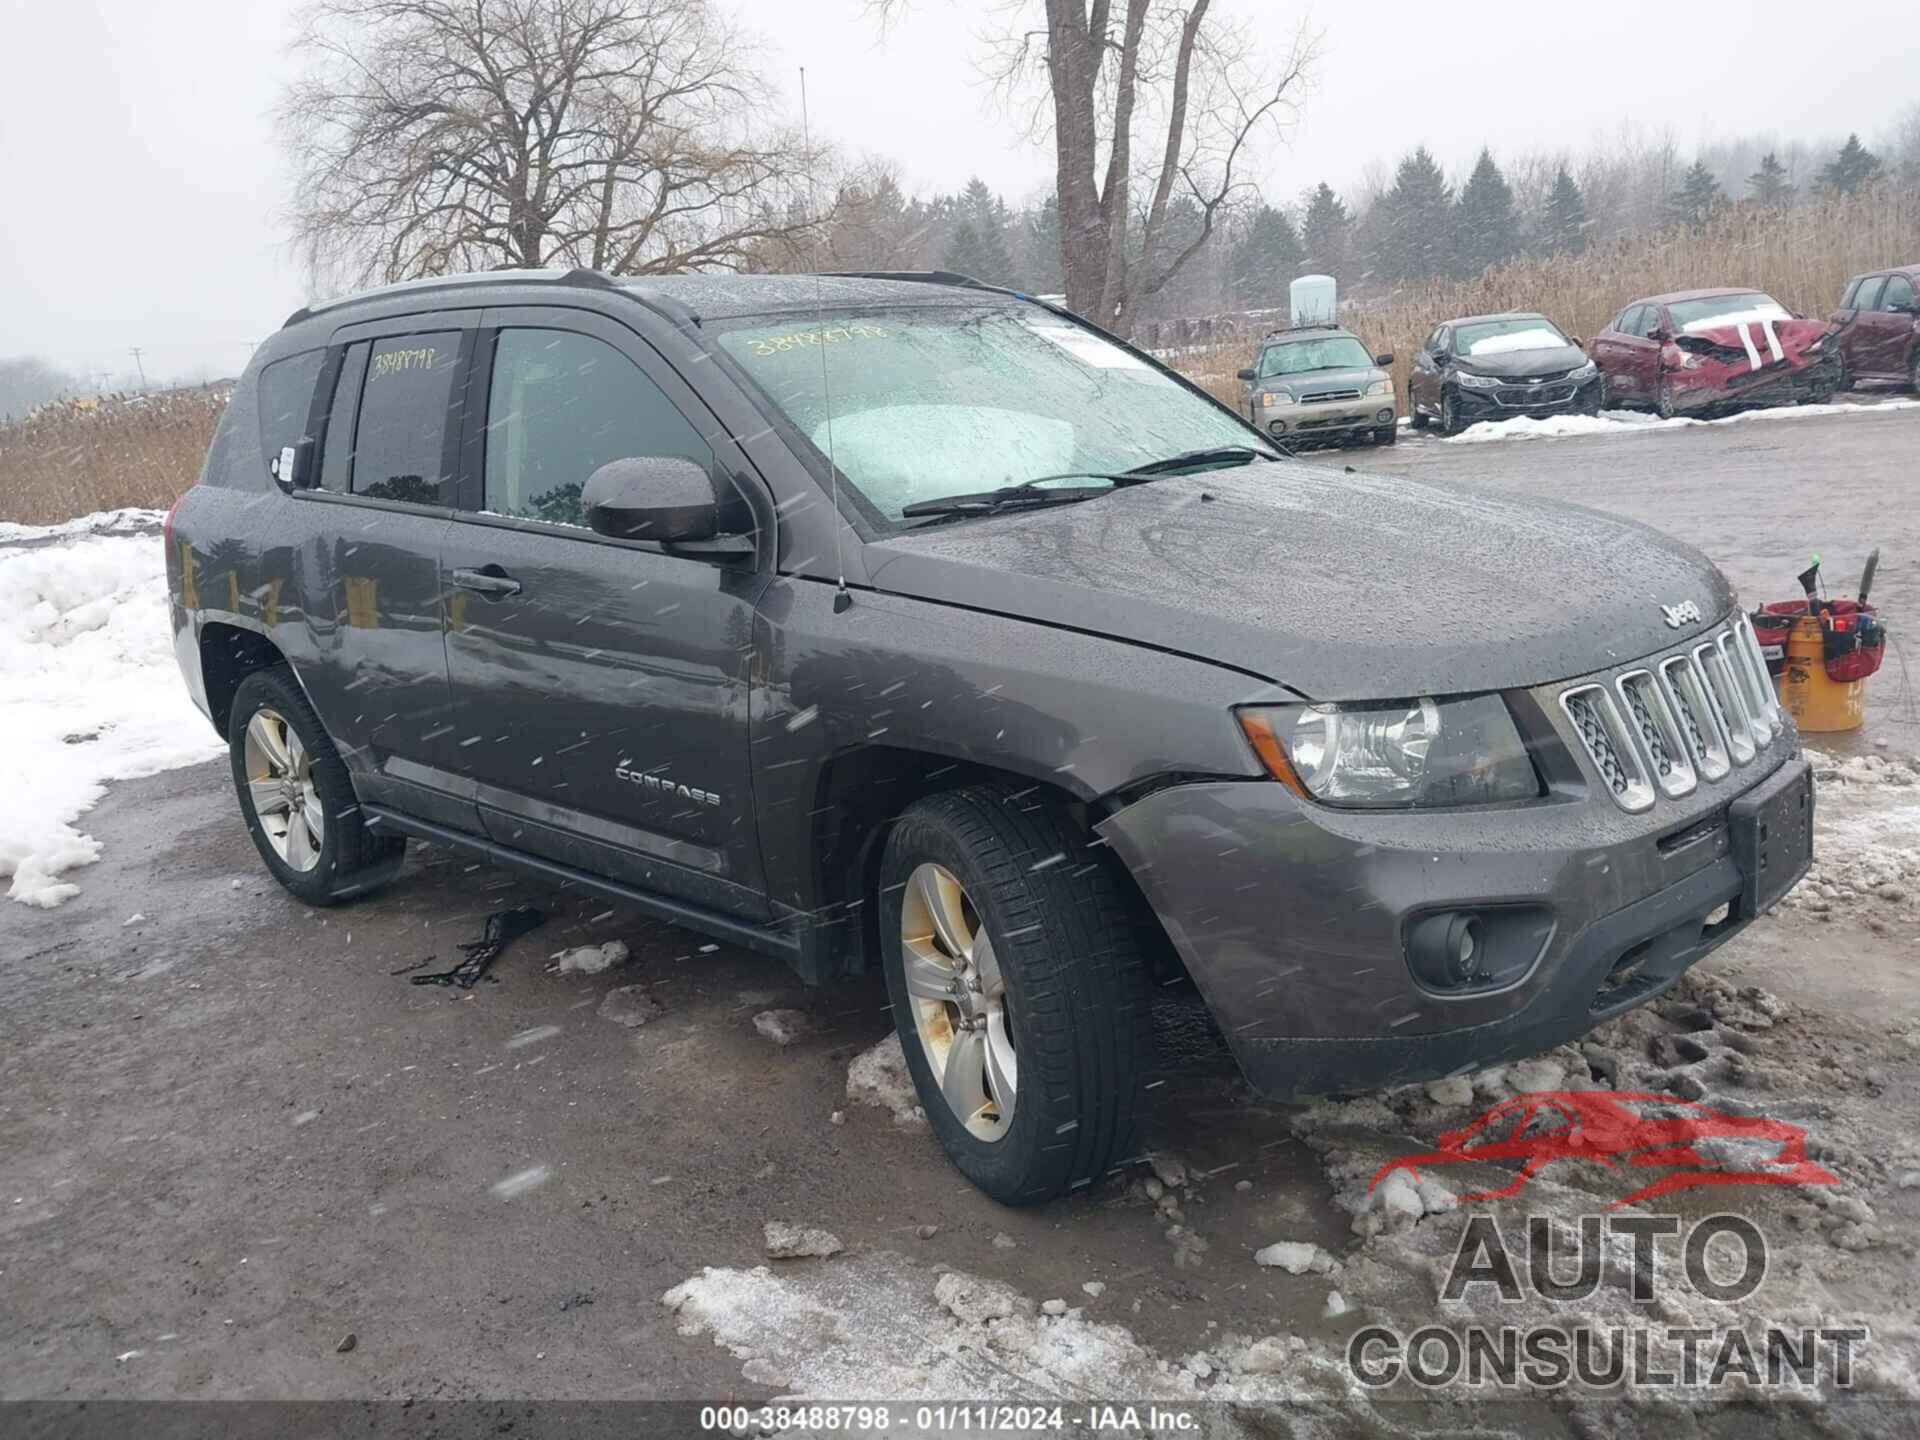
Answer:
[{"left": 1661, "top": 600, "right": 1703, "bottom": 629}]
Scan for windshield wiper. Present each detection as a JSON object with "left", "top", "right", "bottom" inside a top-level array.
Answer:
[
  {"left": 1121, "top": 445, "right": 1276, "bottom": 477},
  {"left": 900, "top": 482, "right": 1112, "bottom": 521}
]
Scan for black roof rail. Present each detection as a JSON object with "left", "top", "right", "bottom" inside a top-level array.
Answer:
[
  {"left": 281, "top": 266, "right": 619, "bottom": 328},
  {"left": 822, "top": 269, "right": 993, "bottom": 290},
  {"left": 1262, "top": 321, "right": 1343, "bottom": 339}
]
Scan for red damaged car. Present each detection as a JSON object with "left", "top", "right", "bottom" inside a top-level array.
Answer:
[{"left": 1590, "top": 288, "right": 1842, "bottom": 419}]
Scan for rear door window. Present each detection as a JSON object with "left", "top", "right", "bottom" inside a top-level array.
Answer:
[
  {"left": 482, "top": 328, "right": 713, "bottom": 529},
  {"left": 350, "top": 333, "right": 464, "bottom": 505},
  {"left": 256, "top": 349, "right": 324, "bottom": 482}
]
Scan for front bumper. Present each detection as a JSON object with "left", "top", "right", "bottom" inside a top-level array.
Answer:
[
  {"left": 1260, "top": 395, "right": 1397, "bottom": 441},
  {"left": 1669, "top": 351, "right": 1841, "bottom": 413},
  {"left": 1454, "top": 373, "right": 1603, "bottom": 420},
  {"left": 1096, "top": 672, "right": 1806, "bottom": 1099}
]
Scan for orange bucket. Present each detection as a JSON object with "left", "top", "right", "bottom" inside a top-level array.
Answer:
[{"left": 1775, "top": 615, "right": 1866, "bottom": 732}]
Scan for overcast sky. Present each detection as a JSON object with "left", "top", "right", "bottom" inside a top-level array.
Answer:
[{"left": 2, "top": 0, "right": 1913, "bottom": 387}]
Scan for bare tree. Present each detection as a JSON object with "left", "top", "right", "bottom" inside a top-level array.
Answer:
[
  {"left": 281, "top": 0, "right": 823, "bottom": 286},
  {"left": 876, "top": 2, "right": 1316, "bottom": 336}
]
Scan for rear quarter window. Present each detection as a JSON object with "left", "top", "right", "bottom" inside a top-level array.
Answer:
[{"left": 255, "top": 349, "right": 325, "bottom": 482}]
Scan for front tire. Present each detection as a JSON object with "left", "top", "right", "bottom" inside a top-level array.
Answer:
[
  {"left": 879, "top": 787, "right": 1152, "bottom": 1205},
  {"left": 1656, "top": 375, "right": 1679, "bottom": 421},
  {"left": 1439, "top": 388, "right": 1464, "bottom": 436},
  {"left": 228, "top": 668, "right": 404, "bottom": 905}
]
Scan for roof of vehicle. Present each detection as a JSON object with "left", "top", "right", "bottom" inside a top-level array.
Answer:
[
  {"left": 1634, "top": 286, "right": 1771, "bottom": 307},
  {"left": 1446, "top": 311, "right": 1551, "bottom": 326},
  {"left": 1845, "top": 262, "right": 1920, "bottom": 281},
  {"left": 1261, "top": 323, "right": 1356, "bottom": 343},
  {"left": 282, "top": 268, "right": 1012, "bottom": 329}
]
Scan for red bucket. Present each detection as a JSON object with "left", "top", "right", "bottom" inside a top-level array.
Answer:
[{"left": 1753, "top": 599, "right": 1885, "bottom": 683}]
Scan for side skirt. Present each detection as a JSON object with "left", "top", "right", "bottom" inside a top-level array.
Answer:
[{"left": 364, "top": 806, "right": 801, "bottom": 963}]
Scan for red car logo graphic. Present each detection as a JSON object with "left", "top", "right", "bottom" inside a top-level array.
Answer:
[{"left": 1368, "top": 1090, "right": 1838, "bottom": 1208}]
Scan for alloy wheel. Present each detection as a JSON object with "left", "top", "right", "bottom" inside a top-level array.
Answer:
[
  {"left": 244, "top": 707, "right": 324, "bottom": 872},
  {"left": 899, "top": 862, "right": 1016, "bottom": 1140}
]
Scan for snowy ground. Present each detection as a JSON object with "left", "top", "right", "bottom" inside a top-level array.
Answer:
[
  {"left": 1440, "top": 397, "right": 1920, "bottom": 445},
  {"left": 0, "top": 511, "right": 223, "bottom": 907}
]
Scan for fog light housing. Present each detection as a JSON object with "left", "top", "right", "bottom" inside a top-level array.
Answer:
[
  {"left": 1376, "top": 408, "right": 1394, "bottom": 423},
  {"left": 1408, "top": 911, "right": 1484, "bottom": 990},
  {"left": 1268, "top": 419, "right": 1287, "bottom": 435}
]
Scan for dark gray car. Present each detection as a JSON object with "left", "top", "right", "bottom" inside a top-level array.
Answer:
[{"left": 167, "top": 269, "right": 1813, "bottom": 1204}]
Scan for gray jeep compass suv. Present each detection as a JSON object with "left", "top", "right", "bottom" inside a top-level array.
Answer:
[{"left": 167, "top": 268, "right": 1812, "bottom": 1204}]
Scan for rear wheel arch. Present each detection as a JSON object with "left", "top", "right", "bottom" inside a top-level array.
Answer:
[{"left": 199, "top": 622, "right": 289, "bottom": 735}]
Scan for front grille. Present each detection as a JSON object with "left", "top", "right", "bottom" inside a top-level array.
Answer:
[
  {"left": 1618, "top": 671, "right": 1695, "bottom": 797},
  {"left": 1560, "top": 686, "right": 1654, "bottom": 812},
  {"left": 1300, "top": 387, "right": 1362, "bottom": 403},
  {"left": 1562, "top": 617, "right": 1779, "bottom": 811},
  {"left": 1494, "top": 382, "right": 1576, "bottom": 406}
]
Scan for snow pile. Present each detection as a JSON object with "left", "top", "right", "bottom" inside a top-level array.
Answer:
[
  {"left": 845, "top": 1032, "right": 928, "bottom": 1128},
  {"left": 662, "top": 1251, "right": 1374, "bottom": 1421},
  {"left": 0, "top": 523, "right": 224, "bottom": 907},
  {"left": 1785, "top": 750, "right": 1920, "bottom": 914},
  {"left": 1444, "top": 397, "right": 1920, "bottom": 445},
  {"left": 0, "top": 507, "right": 168, "bottom": 544},
  {"left": 547, "top": 940, "right": 630, "bottom": 975}
]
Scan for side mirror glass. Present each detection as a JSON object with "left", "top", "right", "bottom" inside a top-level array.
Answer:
[
  {"left": 1373, "top": 352, "right": 1394, "bottom": 367},
  {"left": 583, "top": 457, "right": 723, "bottom": 543},
  {"left": 1236, "top": 367, "right": 1256, "bottom": 382}
]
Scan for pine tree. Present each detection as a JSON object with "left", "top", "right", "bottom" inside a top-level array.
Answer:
[
  {"left": 1230, "top": 205, "right": 1305, "bottom": 311},
  {"left": 953, "top": 177, "right": 1015, "bottom": 284},
  {"left": 1818, "top": 134, "right": 1883, "bottom": 195},
  {"left": 1667, "top": 159, "right": 1723, "bottom": 229},
  {"left": 944, "top": 221, "right": 989, "bottom": 279},
  {"left": 1747, "top": 152, "right": 1793, "bottom": 208},
  {"left": 1538, "top": 166, "right": 1589, "bottom": 256},
  {"left": 1455, "top": 149, "right": 1518, "bottom": 276},
  {"left": 1371, "top": 147, "right": 1455, "bottom": 283},
  {"left": 1299, "top": 183, "right": 1352, "bottom": 280},
  {"left": 1020, "top": 196, "right": 1066, "bottom": 295}
]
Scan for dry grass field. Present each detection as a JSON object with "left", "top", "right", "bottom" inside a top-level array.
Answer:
[
  {"left": 2, "top": 189, "right": 1913, "bottom": 526},
  {"left": 0, "top": 388, "right": 229, "bottom": 526}
]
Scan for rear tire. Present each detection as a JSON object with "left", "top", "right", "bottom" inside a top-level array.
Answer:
[
  {"left": 228, "top": 668, "right": 404, "bottom": 906},
  {"left": 878, "top": 787, "right": 1152, "bottom": 1205}
]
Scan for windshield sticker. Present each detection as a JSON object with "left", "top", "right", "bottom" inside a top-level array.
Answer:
[
  {"left": 744, "top": 323, "right": 890, "bottom": 357},
  {"left": 1020, "top": 320, "right": 1149, "bottom": 370}
]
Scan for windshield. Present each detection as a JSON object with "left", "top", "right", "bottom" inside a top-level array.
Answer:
[
  {"left": 715, "top": 306, "right": 1263, "bottom": 523},
  {"left": 1258, "top": 336, "right": 1374, "bottom": 376},
  {"left": 1456, "top": 318, "right": 1567, "bottom": 357},
  {"left": 1670, "top": 292, "right": 1790, "bottom": 330}
]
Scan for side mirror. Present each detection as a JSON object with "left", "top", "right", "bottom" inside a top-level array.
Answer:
[
  {"left": 1648, "top": 327, "right": 1671, "bottom": 344},
  {"left": 1373, "top": 352, "right": 1394, "bottom": 367},
  {"left": 1236, "top": 367, "right": 1257, "bottom": 382},
  {"left": 584, "top": 457, "right": 736, "bottom": 546}
]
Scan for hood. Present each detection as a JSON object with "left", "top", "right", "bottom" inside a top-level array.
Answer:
[
  {"left": 1455, "top": 343, "right": 1588, "bottom": 379},
  {"left": 1265, "top": 365, "right": 1380, "bottom": 396},
  {"left": 1676, "top": 314, "right": 1829, "bottom": 369},
  {"left": 862, "top": 464, "right": 1731, "bottom": 700}
]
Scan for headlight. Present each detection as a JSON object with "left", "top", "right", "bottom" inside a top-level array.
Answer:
[
  {"left": 1237, "top": 696, "right": 1541, "bottom": 808},
  {"left": 1259, "top": 388, "right": 1294, "bottom": 407},
  {"left": 1366, "top": 378, "right": 1394, "bottom": 397},
  {"left": 1571, "top": 360, "right": 1598, "bottom": 380},
  {"left": 1455, "top": 372, "right": 1502, "bottom": 390}
]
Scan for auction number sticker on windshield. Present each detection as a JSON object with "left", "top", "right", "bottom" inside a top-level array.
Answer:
[
  {"left": 744, "top": 323, "right": 890, "bottom": 357},
  {"left": 1020, "top": 318, "right": 1148, "bottom": 369}
]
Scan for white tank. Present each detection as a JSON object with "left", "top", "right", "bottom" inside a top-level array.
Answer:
[{"left": 1290, "top": 274, "right": 1337, "bottom": 326}]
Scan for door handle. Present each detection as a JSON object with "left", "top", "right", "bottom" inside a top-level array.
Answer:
[{"left": 451, "top": 565, "right": 523, "bottom": 599}]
